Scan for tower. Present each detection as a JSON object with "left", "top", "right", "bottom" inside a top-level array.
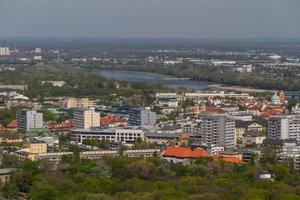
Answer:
[{"left": 279, "top": 90, "right": 285, "bottom": 103}]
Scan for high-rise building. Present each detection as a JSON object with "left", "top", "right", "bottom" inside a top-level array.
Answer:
[
  {"left": 268, "top": 116, "right": 290, "bottom": 140},
  {"left": 199, "top": 114, "right": 236, "bottom": 149},
  {"left": 268, "top": 115, "right": 300, "bottom": 142},
  {"left": 16, "top": 109, "right": 43, "bottom": 132},
  {"left": 0, "top": 47, "right": 10, "bottom": 56},
  {"left": 73, "top": 108, "right": 100, "bottom": 129},
  {"left": 128, "top": 108, "right": 156, "bottom": 127}
]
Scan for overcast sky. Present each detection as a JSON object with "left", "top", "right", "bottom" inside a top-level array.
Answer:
[{"left": 0, "top": 0, "right": 299, "bottom": 38}]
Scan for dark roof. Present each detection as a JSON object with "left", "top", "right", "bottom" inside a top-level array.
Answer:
[
  {"left": 235, "top": 120, "right": 266, "bottom": 128},
  {"left": 262, "top": 138, "right": 297, "bottom": 146},
  {"left": 0, "top": 168, "right": 17, "bottom": 175},
  {"left": 159, "top": 124, "right": 182, "bottom": 131},
  {"left": 146, "top": 133, "right": 180, "bottom": 139},
  {"left": 244, "top": 131, "right": 265, "bottom": 137},
  {"left": 235, "top": 120, "right": 253, "bottom": 128}
]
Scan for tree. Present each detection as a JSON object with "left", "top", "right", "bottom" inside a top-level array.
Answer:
[
  {"left": 1, "top": 182, "right": 18, "bottom": 200},
  {"left": 29, "top": 183, "right": 59, "bottom": 200},
  {"left": 1, "top": 154, "right": 20, "bottom": 168}
]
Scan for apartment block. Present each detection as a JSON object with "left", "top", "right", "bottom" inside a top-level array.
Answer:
[
  {"left": 16, "top": 109, "right": 43, "bottom": 132},
  {"left": 128, "top": 107, "right": 156, "bottom": 127},
  {"left": 74, "top": 108, "right": 100, "bottom": 129}
]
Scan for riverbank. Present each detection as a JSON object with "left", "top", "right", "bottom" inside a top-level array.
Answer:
[
  {"left": 207, "top": 84, "right": 273, "bottom": 93},
  {"left": 96, "top": 69, "right": 273, "bottom": 93}
]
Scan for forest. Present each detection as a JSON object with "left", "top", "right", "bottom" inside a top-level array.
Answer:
[
  {"left": 1, "top": 152, "right": 300, "bottom": 200},
  {"left": 0, "top": 65, "right": 167, "bottom": 105}
]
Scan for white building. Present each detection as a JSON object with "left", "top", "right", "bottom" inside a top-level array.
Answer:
[
  {"left": 16, "top": 109, "right": 43, "bottom": 132},
  {"left": 71, "top": 127, "right": 145, "bottom": 144},
  {"left": 184, "top": 91, "right": 249, "bottom": 99},
  {"left": 0, "top": 47, "right": 10, "bottom": 56}
]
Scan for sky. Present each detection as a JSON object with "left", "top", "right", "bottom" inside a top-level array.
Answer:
[{"left": 0, "top": 0, "right": 300, "bottom": 38}]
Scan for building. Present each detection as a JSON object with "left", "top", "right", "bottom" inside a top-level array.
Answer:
[
  {"left": 0, "top": 47, "right": 10, "bottom": 56},
  {"left": 61, "top": 97, "right": 96, "bottom": 109},
  {"left": 157, "top": 95, "right": 179, "bottom": 107},
  {"left": 161, "top": 146, "right": 209, "bottom": 164},
  {"left": 229, "top": 112, "right": 253, "bottom": 121},
  {"left": 16, "top": 109, "right": 43, "bottom": 132},
  {"left": 145, "top": 132, "right": 189, "bottom": 145},
  {"left": 268, "top": 115, "right": 300, "bottom": 142},
  {"left": 199, "top": 114, "right": 236, "bottom": 149},
  {"left": 236, "top": 65, "right": 254, "bottom": 74},
  {"left": 242, "top": 131, "right": 266, "bottom": 146},
  {"left": 71, "top": 127, "right": 145, "bottom": 144},
  {"left": 27, "top": 140, "right": 47, "bottom": 154},
  {"left": 268, "top": 116, "right": 290, "bottom": 140},
  {"left": 128, "top": 108, "right": 156, "bottom": 127},
  {"left": 161, "top": 146, "right": 242, "bottom": 165},
  {"left": 184, "top": 91, "right": 250, "bottom": 99},
  {"left": 73, "top": 108, "right": 100, "bottom": 129},
  {"left": 0, "top": 168, "right": 16, "bottom": 183},
  {"left": 123, "top": 149, "right": 161, "bottom": 158},
  {"left": 80, "top": 150, "right": 118, "bottom": 159},
  {"left": 271, "top": 92, "right": 282, "bottom": 105}
]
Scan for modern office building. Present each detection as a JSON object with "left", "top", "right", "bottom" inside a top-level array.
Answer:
[
  {"left": 71, "top": 127, "right": 145, "bottom": 144},
  {"left": 199, "top": 114, "right": 236, "bottom": 149},
  {"left": 73, "top": 108, "right": 100, "bottom": 129},
  {"left": 16, "top": 109, "right": 43, "bottom": 132},
  {"left": 128, "top": 108, "right": 156, "bottom": 127}
]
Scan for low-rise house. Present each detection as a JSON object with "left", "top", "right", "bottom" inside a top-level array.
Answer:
[
  {"left": 80, "top": 150, "right": 118, "bottom": 160},
  {"left": 162, "top": 146, "right": 242, "bottom": 165},
  {"left": 162, "top": 146, "right": 209, "bottom": 165},
  {"left": 247, "top": 123, "right": 263, "bottom": 132},
  {"left": 243, "top": 131, "right": 266, "bottom": 146},
  {"left": 157, "top": 124, "right": 183, "bottom": 134},
  {"left": 0, "top": 168, "right": 17, "bottom": 183},
  {"left": 123, "top": 149, "right": 161, "bottom": 158},
  {"left": 146, "top": 132, "right": 189, "bottom": 145}
]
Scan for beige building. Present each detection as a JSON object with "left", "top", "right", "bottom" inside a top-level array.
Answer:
[
  {"left": 243, "top": 131, "right": 266, "bottom": 146},
  {"left": 28, "top": 141, "right": 47, "bottom": 154},
  {"left": 74, "top": 108, "right": 100, "bottom": 129},
  {"left": 14, "top": 140, "right": 48, "bottom": 161},
  {"left": 61, "top": 97, "right": 96, "bottom": 109}
]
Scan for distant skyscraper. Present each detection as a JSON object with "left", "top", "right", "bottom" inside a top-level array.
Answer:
[
  {"left": 73, "top": 108, "right": 100, "bottom": 129},
  {"left": 16, "top": 109, "right": 43, "bottom": 132},
  {"left": 129, "top": 107, "right": 156, "bottom": 127}
]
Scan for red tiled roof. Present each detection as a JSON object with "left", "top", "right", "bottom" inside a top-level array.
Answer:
[
  {"left": 7, "top": 120, "right": 17, "bottom": 129},
  {"left": 0, "top": 125, "right": 7, "bottom": 131},
  {"left": 260, "top": 108, "right": 284, "bottom": 117},
  {"left": 100, "top": 114, "right": 127, "bottom": 125},
  {"left": 213, "top": 156, "right": 243, "bottom": 164},
  {"left": 163, "top": 146, "right": 243, "bottom": 164},
  {"left": 162, "top": 146, "right": 209, "bottom": 158},
  {"left": 205, "top": 107, "right": 225, "bottom": 114}
]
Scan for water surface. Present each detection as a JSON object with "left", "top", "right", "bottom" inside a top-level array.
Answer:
[{"left": 97, "top": 70, "right": 207, "bottom": 90}]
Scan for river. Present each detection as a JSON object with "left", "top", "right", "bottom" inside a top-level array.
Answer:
[{"left": 97, "top": 70, "right": 208, "bottom": 90}]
